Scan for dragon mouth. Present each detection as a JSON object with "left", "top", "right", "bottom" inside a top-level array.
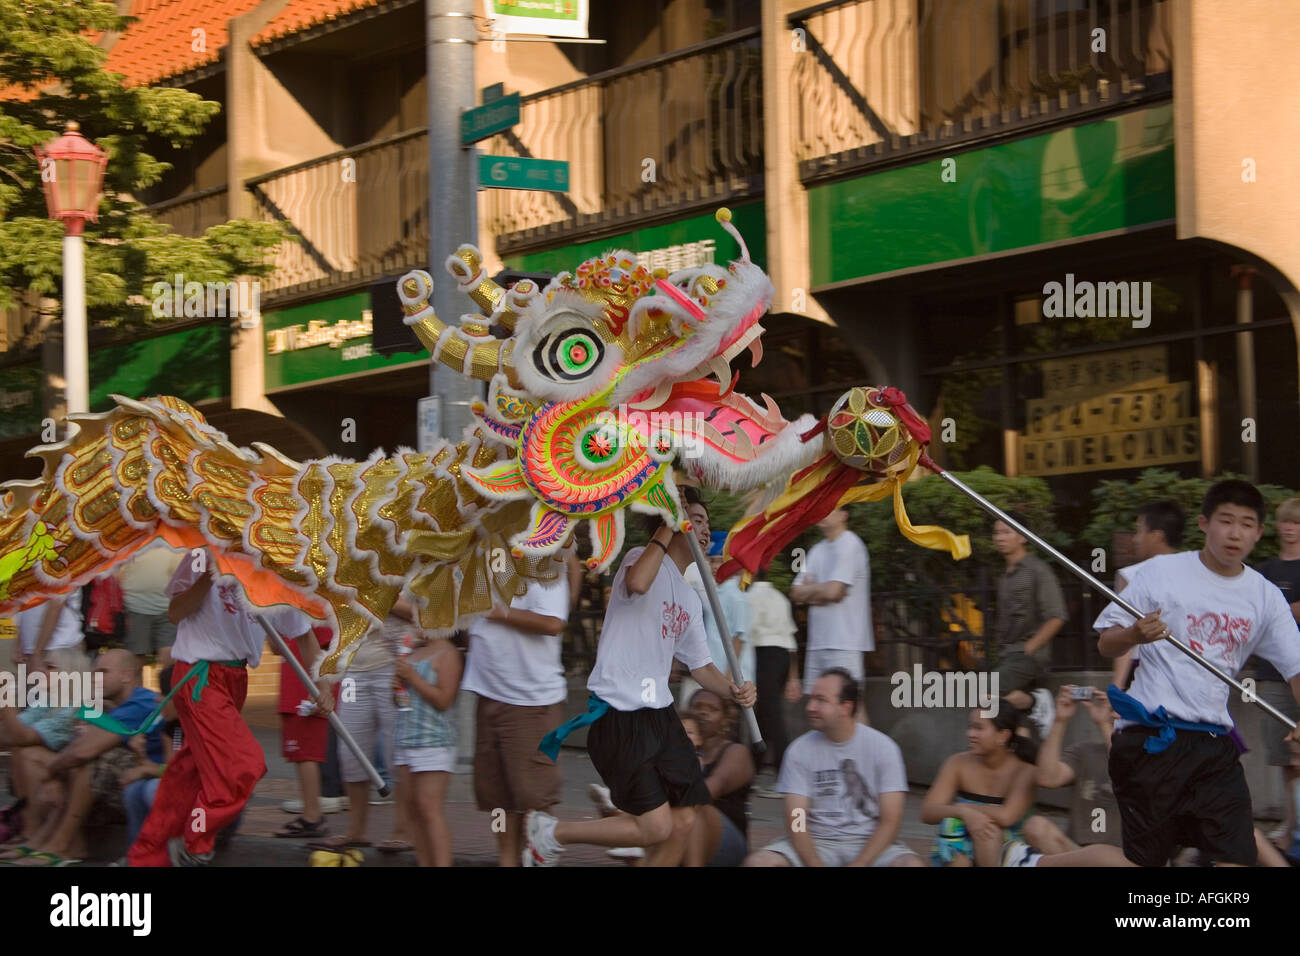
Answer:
[
  {"left": 618, "top": 319, "right": 795, "bottom": 468},
  {"left": 627, "top": 320, "right": 765, "bottom": 411}
]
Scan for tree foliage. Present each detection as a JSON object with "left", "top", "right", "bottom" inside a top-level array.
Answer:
[
  {"left": 1082, "top": 468, "right": 1300, "bottom": 565},
  {"left": 0, "top": 0, "right": 284, "bottom": 336}
]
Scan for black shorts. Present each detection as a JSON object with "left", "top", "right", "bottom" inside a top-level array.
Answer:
[
  {"left": 586, "top": 705, "right": 711, "bottom": 816},
  {"left": 1108, "top": 725, "right": 1256, "bottom": 866}
]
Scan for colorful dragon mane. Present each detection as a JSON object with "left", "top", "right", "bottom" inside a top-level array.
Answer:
[{"left": 0, "top": 209, "right": 968, "bottom": 678}]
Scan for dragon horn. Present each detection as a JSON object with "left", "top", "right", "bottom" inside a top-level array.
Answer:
[
  {"left": 398, "top": 270, "right": 518, "bottom": 385},
  {"left": 446, "top": 245, "right": 522, "bottom": 333}
]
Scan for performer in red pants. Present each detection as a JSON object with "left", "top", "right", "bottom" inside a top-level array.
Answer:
[{"left": 128, "top": 550, "right": 316, "bottom": 867}]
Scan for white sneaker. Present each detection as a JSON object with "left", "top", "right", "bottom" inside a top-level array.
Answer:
[
  {"left": 606, "top": 846, "right": 645, "bottom": 861},
  {"left": 1000, "top": 839, "right": 1042, "bottom": 867},
  {"left": 282, "top": 796, "right": 349, "bottom": 815},
  {"left": 587, "top": 783, "right": 618, "bottom": 817},
  {"left": 1028, "top": 688, "right": 1055, "bottom": 739},
  {"left": 522, "top": 810, "right": 564, "bottom": 867}
]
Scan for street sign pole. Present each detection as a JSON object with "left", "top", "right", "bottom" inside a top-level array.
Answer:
[
  {"left": 426, "top": 0, "right": 481, "bottom": 447},
  {"left": 427, "top": 0, "right": 481, "bottom": 776}
]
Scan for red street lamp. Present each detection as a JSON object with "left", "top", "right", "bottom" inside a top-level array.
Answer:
[{"left": 34, "top": 121, "right": 107, "bottom": 415}]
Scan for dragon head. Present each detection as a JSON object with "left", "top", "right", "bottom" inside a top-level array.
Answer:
[{"left": 399, "top": 209, "right": 824, "bottom": 570}]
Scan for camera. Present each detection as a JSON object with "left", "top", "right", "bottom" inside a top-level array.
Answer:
[{"left": 1070, "top": 686, "right": 1094, "bottom": 700}]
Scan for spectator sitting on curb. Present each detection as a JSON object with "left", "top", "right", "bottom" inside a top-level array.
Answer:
[
  {"left": 6, "top": 648, "right": 162, "bottom": 866},
  {"left": 589, "top": 693, "right": 754, "bottom": 867},
  {"left": 743, "top": 669, "right": 922, "bottom": 867},
  {"left": 923, "top": 700, "right": 1037, "bottom": 867},
  {"left": 680, "top": 688, "right": 754, "bottom": 866},
  {"left": 0, "top": 660, "right": 81, "bottom": 852},
  {"left": 120, "top": 666, "right": 178, "bottom": 854},
  {"left": 1002, "top": 685, "right": 1130, "bottom": 866}
]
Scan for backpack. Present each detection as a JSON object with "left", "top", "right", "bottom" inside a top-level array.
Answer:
[{"left": 82, "top": 575, "right": 126, "bottom": 652}]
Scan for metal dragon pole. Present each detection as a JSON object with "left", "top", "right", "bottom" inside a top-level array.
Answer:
[
  {"left": 919, "top": 455, "right": 1296, "bottom": 730},
  {"left": 682, "top": 523, "right": 766, "bottom": 752},
  {"left": 256, "top": 615, "right": 393, "bottom": 797}
]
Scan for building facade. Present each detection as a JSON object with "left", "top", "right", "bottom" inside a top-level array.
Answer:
[{"left": 2, "top": 0, "right": 1297, "bottom": 509}]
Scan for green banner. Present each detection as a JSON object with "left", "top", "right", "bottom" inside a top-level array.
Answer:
[
  {"left": 503, "top": 202, "right": 767, "bottom": 277},
  {"left": 808, "top": 103, "right": 1175, "bottom": 287},
  {"left": 90, "top": 323, "right": 230, "bottom": 411},
  {"left": 262, "top": 293, "right": 425, "bottom": 391},
  {"left": 0, "top": 363, "right": 42, "bottom": 440}
]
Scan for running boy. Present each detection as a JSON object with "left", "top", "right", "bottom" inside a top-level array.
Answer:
[
  {"left": 525, "top": 488, "right": 756, "bottom": 867},
  {"left": 1095, "top": 480, "right": 1300, "bottom": 867},
  {"left": 128, "top": 549, "right": 315, "bottom": 866}
]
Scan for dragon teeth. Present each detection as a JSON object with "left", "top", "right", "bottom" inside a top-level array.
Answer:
[{"left": 708, "top": 357, "right": 732, "bottom": 394}]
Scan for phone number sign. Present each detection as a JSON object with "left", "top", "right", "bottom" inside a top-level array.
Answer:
[{"left": 1020, "top": 347, "right": 1199, "bottom": 476}]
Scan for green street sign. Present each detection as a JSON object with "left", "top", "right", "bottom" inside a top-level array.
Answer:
[
  {"left": 460, "top": 93, "right": 520, "bottom": 145},
  {"left": 479, "top": 155, "right": 570, "bottom": 192},
  {"left": 482, "top": 83, "right": 505, "bottom": 104}
]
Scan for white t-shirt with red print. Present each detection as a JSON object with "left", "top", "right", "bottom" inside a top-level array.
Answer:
[
  {"left": 587, "top": 547, "right": 713, "bottom": 712},
  {"left": 1093, "top": 550, "right": 1300, "bottom": 728},
  {"left": 166, "top": 555, "right": 312, "bottom": 668}
]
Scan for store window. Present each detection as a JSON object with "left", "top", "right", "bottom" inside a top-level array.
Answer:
[{"left": 920, "top": 256, "right": 1300, "bottom": 527}]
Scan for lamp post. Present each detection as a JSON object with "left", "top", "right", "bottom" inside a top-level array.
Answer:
[{"left": 35, "top": 121, "right": 108, "bottom": 416}]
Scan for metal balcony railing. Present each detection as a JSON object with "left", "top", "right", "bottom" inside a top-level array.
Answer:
[
  {"left": 145, "top": 184, "right": 229, "bottom": 238},
  {"left": 244, "top": 128, "right": 429, "bottom": 300},
  {"left": 790, "top": 0, "right": 1173, "bottom": 183},
  {"left": 485, "top": 27, "right": 765, "bottom": 255}
]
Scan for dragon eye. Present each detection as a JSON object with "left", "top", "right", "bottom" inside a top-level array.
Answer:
[{"left": 536, "top": 328, "right": 604, "bottom": 382}]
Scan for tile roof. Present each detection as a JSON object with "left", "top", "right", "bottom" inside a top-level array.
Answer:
[
  {"left": 101, "top": 0, "right": 389, "bottom": 87},
  {"left": 104, "top": 0, "right": 265, "bottom": 86},
  {"left": 252, "top": 0, "right": 386, "bottom": 47}
]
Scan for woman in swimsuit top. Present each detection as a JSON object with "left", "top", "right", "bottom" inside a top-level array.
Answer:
[{"left": 922, "top": 700, "right": 1038, "bottom": 866}]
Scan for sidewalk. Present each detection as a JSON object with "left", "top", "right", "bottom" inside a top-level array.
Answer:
[
  {"left": 219, "top": 700, "right": 965, "bottom": 866},
  {"left": 2, "top": 697, "right": 1067, "bottom": 867}
]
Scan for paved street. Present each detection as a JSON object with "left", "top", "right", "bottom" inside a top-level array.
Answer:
[
  {"left": 207, "top": 700, "right": 1055, "bottom": 867},
  {"left": 1, "top": 697, "right": 1076, "bottom": 867}
]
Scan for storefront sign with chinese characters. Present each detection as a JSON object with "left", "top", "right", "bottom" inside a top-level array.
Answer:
[{"left": 634, "top": 240, "right": 716, "bottom": 274}]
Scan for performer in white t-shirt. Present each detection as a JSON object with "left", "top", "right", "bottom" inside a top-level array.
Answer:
[
  {"left": 523, "top": 488, "right": 756, "bottom": 867},
  {"left": 1095, "top": 481, "right": 1300, "bottom": 867},
  {"left": 791, "top": 507, "right": 870, "bottom": 712},
  {"left": 462, "top": 563, "right": 570, "bottom": 867},
  {"left": 128, "top": 548, "right": 313, "bottom": 867}
]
